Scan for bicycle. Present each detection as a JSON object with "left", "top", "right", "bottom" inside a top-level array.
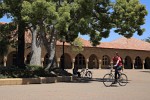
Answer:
[
  {"left": 80, "top": 68, "right": 92, "bottom": 79},
  {"left": 103, "top": 65, "right": 128, "bottom": 87}
]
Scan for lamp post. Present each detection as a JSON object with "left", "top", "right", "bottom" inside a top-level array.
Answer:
[{"left": 61, "top": 36, "right": 66, "bottom": 70}]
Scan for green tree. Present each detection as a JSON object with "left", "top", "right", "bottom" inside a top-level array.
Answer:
[
  {"left": 0, "top": 0, "right": 27, "bottom": 68},
  {"left": 21, "top": 0, "right": 147, "bottom": 72},
  {"left": 0, "top": 23, "right": 17, "bottom": 56},
  {"left": 1, "top": 0, "right": 147, "bottom": 73},
  {"left": 112, "top": 0, "right": 147, "bottom": 38},
  {"left": 144, "top": 37, "right": 150, "bottom": 43}
]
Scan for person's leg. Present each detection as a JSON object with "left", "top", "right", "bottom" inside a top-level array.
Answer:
[
  {"left": 113, "top": 67, "right": 118, "bottom": 84},
  {"left": 117, "top": 66, "right": 122, "bottom": 79},
  {"left": 77, "top": 72, "right": 81, "bottom": 77}
]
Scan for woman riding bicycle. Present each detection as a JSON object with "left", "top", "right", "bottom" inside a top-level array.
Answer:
[{"left": 112, "top": 52, "right": 123, "bottom": 84}]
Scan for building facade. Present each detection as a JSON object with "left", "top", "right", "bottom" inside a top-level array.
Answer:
[{"left": 0, "top": 36, "right": 150, "bottom": 70}]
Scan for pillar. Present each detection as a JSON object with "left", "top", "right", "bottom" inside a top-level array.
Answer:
[
  {"left": 24, "top": 57, "right": 27, "bottom": 64},
  {"left": 72, "top": 58, "right": 75, "bottom": 69},
  {"left": 122, "top": 59, "right": 125, "bottom": 69},
  {"left": 133, "top": 60, "right": 135, "bottom": 69},
  {"left": 142, "top": 60, "right": 145, "bottom": 69},
  {"left": 110, "top": 61, "right": 113, "bottom": 69},
  {"left": 86, "top": 59, "right": 89, "bottom": 69},
  {"left": 41, "top": 58, "right": 44, "bottom": 67},
  {"left": 99, "top": 60, "right": 102, "bottom": 69},
  {"left": 4, "top": 56, "right": 7, "bottom": 67},
  {"left": 57, "top": 58, "right": 60, "bottom": 68}
]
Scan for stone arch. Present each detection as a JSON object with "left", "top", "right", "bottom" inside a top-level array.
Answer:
[
  {"left": 74, "top": 53, "right": 86, "bottom": 69},
  {"left": 144, "top": 57, "right": 150, "bottom": 69},
  {"left": 124, "top": 56, "right": 133, "bottom": 69},
  {"left": 102, "top": 55, "right": 110, "bottom": 69},
  {"left": 88, "top": 54, "right": 99, "bottom": 69},
  {"left": 134, "top": 56, "right": 142, "bottom": 69},
  {"left": 6, "top": 51, "right": 17, "bottom": 67},
  {"left": 26, "top": 52, "right": 31, "bottom": 65},
  {"left": 43, "top": 53, "right": 49, "bottom": 67},
  {"left": 60, "top": 53, "right": 72, "bottom": 69}
]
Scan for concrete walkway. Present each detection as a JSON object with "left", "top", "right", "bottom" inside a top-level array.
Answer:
[{"left": 0, "top": 69, "right": 150, "bottom": 100}]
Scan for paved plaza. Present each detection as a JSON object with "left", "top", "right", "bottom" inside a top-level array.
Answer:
[{"left": 0, "top": 69, "right": 150, "bottom": 100}]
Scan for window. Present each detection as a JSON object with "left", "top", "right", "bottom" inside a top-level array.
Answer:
[
  {"left": 102, "top": 55, "right": 110, "bottom": 65},
  {"left": 75, "top": 54, "right": 85, "bottom": 68}
]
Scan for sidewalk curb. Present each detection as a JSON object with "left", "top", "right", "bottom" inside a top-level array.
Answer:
[{"left": 0, "top": 76, "right": 75, "bottom": 85}]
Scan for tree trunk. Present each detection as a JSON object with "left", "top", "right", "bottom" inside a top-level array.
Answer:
[
  {"left": 30, "top": 27, "right": 42, "bottom": 66},
  {"left": 17, "top": 21, "right": 25, "bottom": 68},
  {"left": 41, "top": 29, "right": 58, "bottom": 71}
]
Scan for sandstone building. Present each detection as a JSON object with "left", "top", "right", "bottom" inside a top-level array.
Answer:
[{"left": 0, "top": 31, "right": 150, "bottom": 70}]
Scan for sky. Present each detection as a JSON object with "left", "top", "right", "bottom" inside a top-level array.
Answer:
[{"left": 0, "top": 0, "right": 150, "bottom": 42}]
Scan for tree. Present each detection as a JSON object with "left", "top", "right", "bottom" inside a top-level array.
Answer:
[
  {"left": 112, "top": 0, "right": 147, "bottom": 38},
  {"left": 144, "top": 37, "right": 150, "bottom": 43},
  {"left": 21, "top": 0, "right": 147, "bottom": 72},
  {"left": 0, "top": 23, "right": 17, "bottom": 57},
  {"left": 0, "top": 0, "right": 27, "bottom": 68}
]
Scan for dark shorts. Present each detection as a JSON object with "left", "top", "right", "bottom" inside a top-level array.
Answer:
[{"left": 117, "top": 66, "right": 122, "bottom": 70}]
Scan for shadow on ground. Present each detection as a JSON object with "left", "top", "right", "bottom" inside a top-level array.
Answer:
[{"left": 140, "top": 71, "right": 150, "bottom": 73}]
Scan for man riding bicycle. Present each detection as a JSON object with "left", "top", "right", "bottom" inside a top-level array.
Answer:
[{"left": 112, "top": 52, "right": 123, "bottom": 84}]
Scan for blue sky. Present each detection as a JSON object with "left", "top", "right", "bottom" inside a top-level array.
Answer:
[{"left": 0, "top": 0, "right": 149, "bottom": 42}]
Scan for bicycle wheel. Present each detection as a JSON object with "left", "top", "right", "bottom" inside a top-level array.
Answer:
[
  {"left": 118, "top": 73, "right": 128, "bottom": 86},
  {"left": 103, "top": 74, "right": 114, "bottom": 87},
  {"left": 86, "top": 71, "right": 92, "bottom": 79},
  {"left": 80, "top": 70, "right": 85, "bottom": 78}
]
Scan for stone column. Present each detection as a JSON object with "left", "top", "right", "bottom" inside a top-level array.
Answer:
[
  {"left": 24, "top": 57, "right": 27, "bottom": 65},
  {"left": 57, "top": 58, "right": 60, "bottom": 68},
  {"left": 4, "top": 56, "right": 7, "bottom": 67},
  {"left": 142, "top": 60, "right": 145, "bottom": 69},
  {"left": 122, "top": 59, "right": 125, "bottom": 69},
  {"left": 133, "top": 60, "right": 135, "bottom": 69},
  {"left": 110, "top": 61, "right": 113, "bottom": 69},
  {"left": 99, "top": 60, "right": 102, "bottom": 69},
  {"left": 41, "top": 58, "right": 44, "bottom": 67},
  {"left": 86, "top": 59, "right": 89, "bottom": 69},
  {"left": 72, "top": 58, "right": 75, "bottom": 69}
]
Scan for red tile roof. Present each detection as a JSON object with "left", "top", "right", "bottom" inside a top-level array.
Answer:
[
  {"left": 99, "top": 37, "right": 150, "bottom": 51},
  {"left": 0, "top": 22, "right": 7, "bottom": 24},
  {"left": 14, "top": 29, "right": 150, "bottom": 51},
  {"left": 57, "top": 37, "right": 150, "bottom": 51},
  {"left": 1, "top": 22, "right": 149, "bottom": 51}
]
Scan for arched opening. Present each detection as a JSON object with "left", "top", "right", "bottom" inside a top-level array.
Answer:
[
  {"left": 74, "top": 53, "right": 86, "bottom": 69},
  {"left": 88, "top": 54, "right": 99, "bottom": 69},
  {"left": 102, "top": 55, "right": 110, "bottom": 69},
  {"left": 124, "top": 56, "right": 132, "bottom": 69},
  {"left": 134, "top": 56, "right": 142, "bottom": 69},
  {"left": 7, "top": 51, "right": 17, "bottom": 67},
  {"left": 60, "top": 53, "right": 72, "bottom": 69},
  {"left": 144, "top": 57, "right": 150, "bottom": 69},
  {"left": 26, "top": 52, "right": 31, "bottom": 65},
  {"left": 43, "top": 53, "right": 50, "bottom": 67}
]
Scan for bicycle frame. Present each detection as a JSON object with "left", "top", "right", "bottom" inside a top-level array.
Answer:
[{"left": 103, "top": 65, "right": 128, "bottom": 87}]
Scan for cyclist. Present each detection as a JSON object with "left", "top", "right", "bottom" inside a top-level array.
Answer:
[
  {"left": 73, "top": 67, "right": 81, "bottom": 77},
  {"left": 112, "top": 52, "right": 123, "bottom": 84}
]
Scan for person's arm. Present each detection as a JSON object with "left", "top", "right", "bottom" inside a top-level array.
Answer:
[{"left": 114, "top": 59, "right": 119, "bottom": 66}]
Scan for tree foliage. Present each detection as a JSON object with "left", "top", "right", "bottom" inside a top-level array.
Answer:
[
  {"left": 0, "top": 23, "right": 17, "bottom": 56},
  {"left": 0, "top": 0, "right": 27, "bottom": 68},
  {"left": 112, "top": 0, "right": 147, "bottom": 38},
  {"left": 144, "top": 37, "right": 150, "bottom": 43},
  {"left": 0, "top": 0, "right": 148, "bottom": 70}
]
